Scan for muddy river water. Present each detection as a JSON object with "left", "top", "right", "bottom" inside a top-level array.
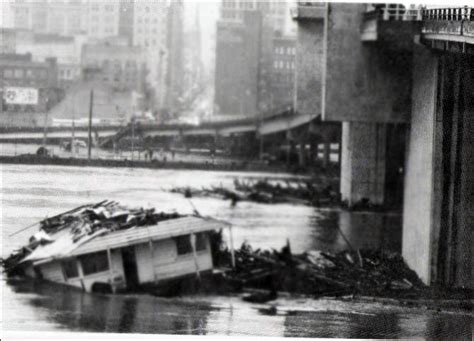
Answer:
[{"left": 1, "top": 164, "right": 472, "bottom": 338}]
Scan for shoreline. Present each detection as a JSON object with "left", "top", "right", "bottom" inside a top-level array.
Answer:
[{"left": 0, "top": 154, "right": 301, "bottom": 174}]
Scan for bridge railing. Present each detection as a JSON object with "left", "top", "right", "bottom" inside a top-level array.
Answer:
[
  {"left": 421, "top": 7, "right": 474, "bottom": 41},
  {"left": 291, "top": 2, "right": 326, "bottom": 21},
  {"left": 363, "top": 4, "right": 423, "bottom": 22}
]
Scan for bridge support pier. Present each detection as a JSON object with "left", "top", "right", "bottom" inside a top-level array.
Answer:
[{"left": 340, "top": 121, "right": 386, "bottom": 206}]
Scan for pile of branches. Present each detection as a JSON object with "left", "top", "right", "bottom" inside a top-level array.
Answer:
[
  {"left": 218, "top": 242, "right": 425, "bottom": 298},
  {"left": 170, "top": 177, "right": 340, "bottom": 207},
  {"left": 1, "top": 200, "right": 182, "bottom": 276}
]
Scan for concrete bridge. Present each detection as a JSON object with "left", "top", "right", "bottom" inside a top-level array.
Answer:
[{"left": 0, "top": 109, "right": 340, "bottom": 145}]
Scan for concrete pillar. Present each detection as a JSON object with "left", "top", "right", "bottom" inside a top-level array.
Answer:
[
  {"left": 340, "top": 121, "right": 386, "bottom": 206},
  {"left": 402, "top": 47, "right": 438, "bottom": 285},
  {"left": 455, "top": 59, "right": 473, "bottom": 289},
  {"left": 404, "top": 49, "right": 473, "bottom": 289}
]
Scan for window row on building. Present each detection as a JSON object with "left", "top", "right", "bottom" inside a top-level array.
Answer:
[
  {"left": 272, "top": 73, "right": 294, "bottom": 84},
  {"left": 273, "top": 60, "right": 295, "bottom": 70},
  {"left": 2, "top": 67, "right": 49, "bottom": 80},
  {"left": 274, "top": 46, "right": 296, "bottom": 55}
]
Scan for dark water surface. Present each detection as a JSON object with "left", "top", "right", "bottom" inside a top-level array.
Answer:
[{"left": 1, "top": 164, "right": 471, "bottom": 338}]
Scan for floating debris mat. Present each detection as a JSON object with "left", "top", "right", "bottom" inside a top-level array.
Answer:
[
  {"left": 217, "top": 242, "right": 426, "bottom": 298},
  {"left": 170, "top": 178, "right": 340, "bottom": 206}
]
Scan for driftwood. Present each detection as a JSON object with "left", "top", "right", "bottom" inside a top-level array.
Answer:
[
  {"left": 170, "top": 177, "right": 340, "bottom": 207},
  {"left": 218, "top": 241, "right": 425, "bottom": 298}
]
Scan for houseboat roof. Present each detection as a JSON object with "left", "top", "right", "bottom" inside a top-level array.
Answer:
[
  {"left": 22, "top": 215, "right": 228, "bottom": 265},
  {"left": 70, "top": 216, "right": 227, "bottom": 257}
]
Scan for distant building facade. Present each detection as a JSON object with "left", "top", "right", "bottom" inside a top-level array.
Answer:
[
  {"left": 118, "top": 0, "right": 135, "bottom": 45},
  {"left": 215, "top": 0, "right": 296, "bottom": 117},
  {"left": 132, "top": 0, "right": 169, "bottom": 110},
  {"left": 81, "top": 41, "right": 146, "bottom": 92},
  {"left": 0, "top": 53, "right": 59, "bottom": 113},
  {"left": 6, "top": 0, "right": 177, "bottom": 112},
  {"left": 220, "top": 0, "right": 296, "bottom": 37},
  {"left": 14, "top": 31, "right": 86, "bottom": 86},
  {"left": 165, "top": 0, "right": 185, "bottom": 112},
  {"left": 9, "top": 0, "right": 86, "bottom": 36},
  {"left": 0, "top": 28, "right": 17, "bottom": 54},
  {"left": 270, "top": 36, "right": 295, "bottom": 110},
  {"left": 85, "top": 1, "right": 121, "bottom": 39},
  {"left": 214, "top": 11, "right": 262, "bottom": 116}
]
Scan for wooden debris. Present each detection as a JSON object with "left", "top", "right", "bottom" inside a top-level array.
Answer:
[
  {"left": 215, "top": 242, "right": 426, "bottom": 298},
  {"left": 170, "top": 177, "right": 341, "bottom": 207}
]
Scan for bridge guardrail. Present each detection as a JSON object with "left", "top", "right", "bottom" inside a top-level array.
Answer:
[{"left": 421, "top": 7, "right": 474, "bottom": 40}]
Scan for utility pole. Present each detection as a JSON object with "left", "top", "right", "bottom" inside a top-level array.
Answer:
[
  {"left": 70, "top": 97, "right": 75, "bottom": 157},
  {"left": 131, "top": 116, "right": 135, "bottom": 162},
  {"left": 88, "top": 89, "right": 93, "bottom": 161},
  {"left": 42, "top": 111, "right": 48, "bottom": 147},
  {"left": 42, "top": 93, "right": 49, "bottom": 147}
]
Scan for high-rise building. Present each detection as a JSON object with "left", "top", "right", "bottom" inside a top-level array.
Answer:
[
  {"left": 166, "top": 0, "right": 185, "bottom": 112},
  {"left": 9, "top": 0, "right": 86, "bottom": 36},
  {"left": 220, "top": 0, "right": 296, "bottom": 36},
  {"left": 85, "top": 1, "right": 121, "bottom": 39},
  {"left": 81, "top": 40, "right": 146, "bottom": 93},
  {"left": 270, "top": 35, "right": 295, "bottom": 110},
  {"left": 6, "top": 0, "right": 174, "bottom": 111},
  {"left": 214, "top": 0, "right": 296, "bottom": 117},
  {"left": 132, "top": 0, "right": 168, "bottom": 109},
  {"left": 215, "top": 10, "right": 262, "bottom": 117},
  {"left": 119, "top": 0, "right": 135, "bottom": 45}
]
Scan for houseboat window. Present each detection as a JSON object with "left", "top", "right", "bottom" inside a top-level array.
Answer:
[
  {"left": 195, "top": 233, "right": 207, "bottom": 251},
  {"left": 80, "top": 251, "right": 109, "bottom": 275},
  {"left": 175, "top": 235, "right": 192, "bottom": 255},
  {"left": 62, "top": 259, "right": 79, "bottom": 278}
]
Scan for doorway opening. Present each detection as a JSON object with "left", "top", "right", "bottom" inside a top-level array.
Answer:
[{"left": 121, "top": 246, "right": 139, "bottom": 290}]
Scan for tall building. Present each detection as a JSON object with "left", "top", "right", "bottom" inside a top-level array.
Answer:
[
  {"left": 214, "top": 0, "right": 296, "bottom": 117},
  {"left": 85, "top": 1, "right": 121, "bottom": 39},
  {"left": 0, "top": 28, "right": 17, "bottom": 54},
  {"left": 183, "top": 8, "right": 204, "bottom": 94},
  {"left": 166, "top": 0, "right": 185, "bottom": 112},
  {"left": 81, "top": 40, "right": 146, "bottom": 93},
  {"left": 6, "top": 0, "right": 173, "bottom": 112},
  {"left": 270, "top": 35, "right": 295, "bottom": 110},
  {"left": 220, "top": 0, "right": 296, "bottom": 36},
  {"left": 215, "top": 11, "right": 262, "bottom": 117},
  {"left": 132, "top": 0, "right": 169, "bottom": 110},
  {"left": 119, "top": 0, "right": 135, "bottom": 45},
  {"left": 9, "top": 0, "right": 86, "bottom": 36}
]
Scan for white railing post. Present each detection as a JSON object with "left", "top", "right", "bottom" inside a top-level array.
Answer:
[{"left": 383, "top": 5, "right": 389, "bottom": 21}]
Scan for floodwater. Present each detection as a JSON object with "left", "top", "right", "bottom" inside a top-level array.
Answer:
[{"left": 1, "top": 164, "right": 472, "bottom": 338}]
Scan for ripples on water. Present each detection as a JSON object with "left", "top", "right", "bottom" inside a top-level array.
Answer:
[{"left": 1, "top": 164, "right": 470, "bottom": 338}]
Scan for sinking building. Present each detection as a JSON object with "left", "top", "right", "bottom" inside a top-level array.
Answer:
[{"left": 10, "top": 202, "right": 228, "bottom": 293}]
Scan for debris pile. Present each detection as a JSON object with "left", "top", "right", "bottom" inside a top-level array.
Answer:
[
  {"left": 1, "top": 200, "right": 182, "bottom": 276},
  {"left": 170, "top": 178, "right": 340, "bottom": 207},
  {"left": 218, "top": 242, "right": 425, "bottom": 298}
]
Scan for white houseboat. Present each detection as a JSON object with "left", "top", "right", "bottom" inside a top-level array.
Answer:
[{"left": 16, "top": 214, "right": 231, "bottom": 293}]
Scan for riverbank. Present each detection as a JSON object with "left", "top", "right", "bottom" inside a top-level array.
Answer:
[{"left": 0, "top": 154, "right": 300, "bottom": 174}]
